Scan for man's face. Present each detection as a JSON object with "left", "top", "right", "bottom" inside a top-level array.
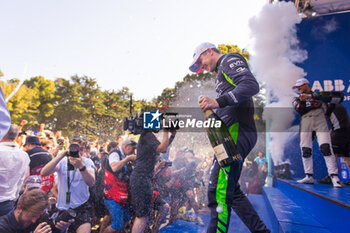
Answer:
[
  {"left": 296, "top": 84, "right": 311, "bottom": 94},
  {"left": 124, "top": 145, "right": 135, "bottom": 155},
  {"left": 18, "top": 209, "right": 43, "bottom": 228},
  {"left": 42, "top": 144, "right": 53, "bottom": 153},
  {"left": 198, "top": 49, "right": 216, "bottom": 72}
]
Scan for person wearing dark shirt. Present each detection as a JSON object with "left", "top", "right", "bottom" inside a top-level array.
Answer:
[
  {"left": 130, "top": 129, "right": 174, "bottom": 233},
  {"left": 318, "top": 103, "right": 350, "bottom": 185},
  {"left": 24, "top": 136, "right": 54, "bottom": 193},
  {"left": 189, "top": 42, "right": 269, "bottom": 233},
  {"left": 24, "top": 136, "right": 52, "bottom": 174},
  {"left": 0, "top": 189, "right": 72, "bottom": 233},
  {"left": 292, "top": 78, "right": 341, "bottom": 187}
]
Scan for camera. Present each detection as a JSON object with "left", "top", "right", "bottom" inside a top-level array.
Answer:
[
  {"left": 45, "top": 208, "right": 76, "bottom": 229},
  {"left": 123, "top": 94, "right": 179, "bottom": 134},
  {"left": 123, "top": 116, "right": 143, "bottom": 135},
  {"left": 68, "top": 144, "right": 80, "bottom": 158},
  {"left": 123, "top": 95, "right": 144, "bottom": 135},
  {"left": 164, "top": 161, "right": 172, "bottom": 167},
  {"left": 116, "top": 163, "right": 132, "bottom": 182},
  {"left": 117, "top": 171, "right": 130, "bottom": 182}
]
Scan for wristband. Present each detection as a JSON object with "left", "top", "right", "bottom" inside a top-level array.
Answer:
[{"left": 79, "top": 166, "right": 87, "bottom": 172}]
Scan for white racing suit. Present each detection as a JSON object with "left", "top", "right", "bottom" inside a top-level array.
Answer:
[{"left": 293, "top": 95, "right": 338, "bottom": 176}]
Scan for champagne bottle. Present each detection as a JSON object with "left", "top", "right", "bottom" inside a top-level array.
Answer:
[
  {"left": 199, "top": 96, "right": 242, "bottom": 167},
  {"left": 313, "top": 91, "right": 344, "bottom": 104}
]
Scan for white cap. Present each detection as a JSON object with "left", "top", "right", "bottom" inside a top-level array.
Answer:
[
  {"left": 292, "top": 78, "right": 309, "bottom": 89},
  {"left": 189, "top": 42, "right": 216, "bottom": 73},
  {"left": 25, "top": 175, "right": 42, "bottom": 190}
]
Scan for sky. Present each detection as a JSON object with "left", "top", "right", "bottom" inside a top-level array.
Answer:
[{"left": 0, "top": 0, "right": 267, "bottom": 100}]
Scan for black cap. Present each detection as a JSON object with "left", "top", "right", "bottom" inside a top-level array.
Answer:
[{"left": 25, "top": 136, "right": 41, "bottom": 145}]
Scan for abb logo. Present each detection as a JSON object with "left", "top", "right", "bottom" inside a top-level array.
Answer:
[{"left": 311, "top": 79, "right": 350, "bottom": 92}]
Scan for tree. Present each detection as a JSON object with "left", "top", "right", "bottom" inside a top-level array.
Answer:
[
  {"left": 53, "top": 76, "right": 90, "bottom": 135},
  {"left": 218, "top": 44, "right": 250, "bottom": 61},
  {"left": 0, "top": 80, "right": 39, "bottom": 126},
  {"left": 24, "top": 76, "right": 55, "bottom": 125}
]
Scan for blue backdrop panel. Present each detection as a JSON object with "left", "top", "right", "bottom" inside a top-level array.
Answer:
[{"left": 285, "top": 12, "right": 350, "bottom": 179}]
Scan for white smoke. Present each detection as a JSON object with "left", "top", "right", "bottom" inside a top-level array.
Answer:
[{"left": 249, "top": 2, "right": 307, "bottom": 165}]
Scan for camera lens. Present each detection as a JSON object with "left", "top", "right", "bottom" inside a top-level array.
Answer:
[{"left": 67, "top": 208, "right": 77, "bottom": 218}]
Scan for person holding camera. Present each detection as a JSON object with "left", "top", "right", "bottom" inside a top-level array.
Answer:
[
  {"left": 130, "top": 128, "right": 175, "bottom": 233},
  {"left": 103, "top": 138, "right": 137, "bottom": 233},
  {"left": 0, "top": 189, "right": 73, "bottom": 233},
  {"left": 40, "top": 138, "right": 95, "bottom": 233}
]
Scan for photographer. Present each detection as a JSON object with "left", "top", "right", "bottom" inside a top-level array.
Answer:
[
  {"left": 103, "top": 138, "right": 137, "bottom": 233},
  {"left": 40, "top": 137, "right": 95, "bottom": 233},
  {"left": 130, "top": 128, "right": 174, "bottom": 233},
  {"left": 0, "top": 189, "right": 72, "bottom": 233}
]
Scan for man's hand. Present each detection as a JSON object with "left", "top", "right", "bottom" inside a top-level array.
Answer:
[
  {"left": 68, "top": 156, "right": 84, "bottom": 169},
  {"left": 127, "top": 154, "right": 137, "bottom": 162},
  {"left": 155, "top": 160, "right": 166, "bottom": 174},
  {"left": 33, "top": 222, "right": 52, "bottom": 233},
  {"left": 159, "top": 160, "right": 166, "bottom": 168},
  {"left": 299, "top": 94, "right": 310, "bottom": 101},
  {"left": 55, "top": 219, "right": 74, "bottom": 231},
  {"left": 199, "top": 96, "right": 219, "bottom": 111},
  {"left": 20, "top": 120, "right": 28, "bottom": 127}
]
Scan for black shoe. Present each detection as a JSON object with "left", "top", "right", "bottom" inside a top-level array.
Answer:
[{"left": 317, "top": 176, "right": 332, "bottom": 184}]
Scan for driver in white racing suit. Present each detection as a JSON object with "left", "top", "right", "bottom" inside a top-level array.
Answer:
[{"left": 292, "top": 78, "right": 341, "bottom": 188}]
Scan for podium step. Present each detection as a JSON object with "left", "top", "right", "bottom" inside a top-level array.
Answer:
[
  {"left": 277, "top": 178, "right": 350, "bottom": 208},
  {"left": 160, "top": 194, "right": 277, "bottom": 233},
  {"left": 263, "top": 187, "right": 331, "bottom": 233},
  {"left": 275, "top": 179, "right": 350, "bottom": 232}
]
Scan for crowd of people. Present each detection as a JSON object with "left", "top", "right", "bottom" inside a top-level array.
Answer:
[
  {"left": 0, "top": 121, "right": 214, "bottom": 233},
  {"left": 240, "top": 152, "right": 268, "bottom": 195},
  {"left": 0, "top": 41, "right": 273, "bottom": 233}
]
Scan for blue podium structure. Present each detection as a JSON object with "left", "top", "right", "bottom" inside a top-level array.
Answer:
[{"left": 285, "top": 11, "right": 350, "bottom": 180}]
